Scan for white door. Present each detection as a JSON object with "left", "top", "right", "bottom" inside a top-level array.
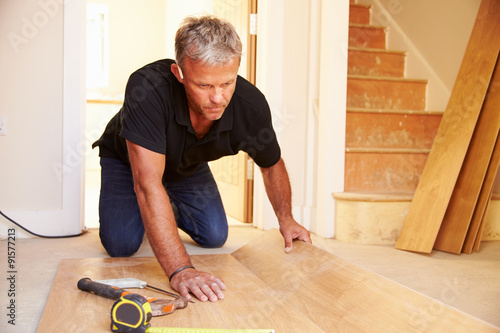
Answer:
[{"left": 209, "top": 0, "right": 257, "bottom": 223}]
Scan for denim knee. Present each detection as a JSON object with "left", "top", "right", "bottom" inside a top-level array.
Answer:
[
  {"left": 99, "top": 232, "right": 143, "bottom": 257},
  {"left": 102, "top": 241, "right": 142, "bottom": 257},
  {"left": 196, "top": 227, "right": 228, "bottom": 248}
]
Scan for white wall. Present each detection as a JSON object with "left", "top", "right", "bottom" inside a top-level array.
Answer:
[
  {"left": 0, "top": 0, "right": 64, "bottom": 210},
  {"left": 253, "top": 0, "right": 349, "bottom": 237},
  {"left": 357, "top": 0, "right": 481, "bottom": 111},
  {"left": 0, "top": 0, "right": 85, "bottom": 238},
  {"left": 165, "top": 0, "right": 214, "bottom": 60}
]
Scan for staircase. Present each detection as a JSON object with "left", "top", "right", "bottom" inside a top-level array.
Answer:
[
  {"left": 333, "top": 1, "right": 444, "bottom": 244},
  {"left": 333, "top": 0, "right": 500, "bottom": 246}
]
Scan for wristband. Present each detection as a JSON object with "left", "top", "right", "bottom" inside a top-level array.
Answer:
[{"left": 169, "top": 265, "right": 195, "bottom": 282}]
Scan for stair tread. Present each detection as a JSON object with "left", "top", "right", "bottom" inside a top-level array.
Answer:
[
  {"left": 335, "top": 191, "right": 500, "bottom": 201},
  {"left": 349, "top": 23, "right": 387, "bottom": 30},
  {"left": 350, "top": 4, "right": 371, "bottom": 9},
  {"left": 348, "top": 47, "right": 407, "bottom": 55},
  {"left": 348, "top": 74, "right": 428, "bottom": 83},
  {"left": 347, "top": 108, "right": 443, "bottom": 115},
  {"left": 333, "top": 191, "right": 414, "bottom": 202},
  {"left": 346, "top": 147, "right": 431, "bottom": 153}
]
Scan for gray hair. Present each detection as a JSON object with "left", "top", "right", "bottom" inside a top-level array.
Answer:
[{"left": 175, "top": 15, "right": 243, "bottom": 68}]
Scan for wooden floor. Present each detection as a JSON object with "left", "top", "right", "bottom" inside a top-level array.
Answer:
[{"left": 37, "top": 230, "right": 499, "bottom": 333}]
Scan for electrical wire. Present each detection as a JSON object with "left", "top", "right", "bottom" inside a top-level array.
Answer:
[{"left": 0, "top": 210, "right": 87, "bottom": 238}]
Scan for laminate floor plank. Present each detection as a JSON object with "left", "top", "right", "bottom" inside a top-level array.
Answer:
[
  {"left": 37, "top": 255, "right": 323, "bottom": 333},
  {"left": 37, "top": 230, "right": 498, "bottom": 333},
  {"left": 232, "top": 230, "right": 499, "bottom": 333}
]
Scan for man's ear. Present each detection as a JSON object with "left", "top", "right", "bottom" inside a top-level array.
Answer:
[{"left": 171, "top": 63, "right": 184, "bottom": 82}]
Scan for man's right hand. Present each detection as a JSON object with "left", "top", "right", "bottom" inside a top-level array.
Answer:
[{"left": 170, "top": 268, "right": 226, "bottom": 302}]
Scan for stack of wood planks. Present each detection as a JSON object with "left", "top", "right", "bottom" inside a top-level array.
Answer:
[{"left": 395, "top": 0, "right": 500, "bottom": 254}]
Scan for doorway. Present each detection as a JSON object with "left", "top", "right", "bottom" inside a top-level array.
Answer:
[{"left": 84, "top": 0, "right": 258, "bottom": 228}]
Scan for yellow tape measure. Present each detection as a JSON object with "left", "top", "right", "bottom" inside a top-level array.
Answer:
[
  {"left": 147, "top": 329, "right": 273, "bottom": 333},
  {"left": 110, "top": 294, "right": 273, "bottom": 333}
]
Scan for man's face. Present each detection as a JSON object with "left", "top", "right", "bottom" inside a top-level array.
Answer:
[{"left": 176, "top": 57, "right": 239, "bottom": 122}]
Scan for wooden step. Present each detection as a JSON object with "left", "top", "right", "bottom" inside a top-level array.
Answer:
[
  {"left": 348, "top": 48, "right": 406, "bottom": 77},
  {"left": 349, "top": 24, "right": 387, "bottom": 49},
  {"left": 346, "top": 109, "right": 442, "bottom": 149},
  {"left": 345, "top": 149, "right": 429, "bottom": 192},
  {"left": 349, "top": 4, "right": 371, "bottom": 25},
  {"left": 333, "top": 192, "right": 500, "bottom": 245},
  {"left": 333, "top": 192, "right": 413, "bottom": 244},
  {"left": 347, "top": 75, "right": 427, "bottom": 110}
]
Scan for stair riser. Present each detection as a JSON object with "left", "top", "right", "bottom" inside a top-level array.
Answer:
[
  {"left": 346, "top": 112, "right": 442, "bottom": 149},
  {"left": 334, "top": 197, "right": 500, "bottom": 245},
  {"left": 347, "top": 78, "right": 427, "bottom": 110},
  {"left": 348, "top": 50, "right": 406, "bottom": 77},
  {"left": 349, "top": 26, "right": 386, "bottom": 49},
  {"left": 345, "top": 152, "right": 428, "bottom": 192},
  {"left": 349, "top": 6, "right": 371, "bottom": 25}
]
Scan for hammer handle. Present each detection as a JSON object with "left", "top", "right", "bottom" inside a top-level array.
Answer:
[{"left": 77, "top": 277, "right": 128, "bottom": 300}]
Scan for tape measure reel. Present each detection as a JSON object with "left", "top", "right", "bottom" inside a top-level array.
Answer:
[
  {"left": 111, "top": 293, "right": 152, "bottom": 333},
  {"left": 110, "top": 293, "right": 274, "bottom": 333}
]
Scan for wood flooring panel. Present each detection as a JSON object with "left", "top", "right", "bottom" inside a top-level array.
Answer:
[
  {"left": 188, "top": 255, "right": 323, "bottom": 332},
  {"left": 434, "top": 57, "right": 500, "bottom": 254},
  {"left": 473, "top": 211, "right": 487, "bottom": 252},
  {"left": 232, "top": 229, "right": 499, "bottom": 333},
  {"left": 37, "top": 258, "right": 130, "bottom": 333},
  {"left": 395, "top": 0, "right": 500, "bottom": 253},
  {"left": 463, "top": 134, "right": 500, "bottom": 253},
  {"left": 37, "top": 256, "right": 323, "bottom": 333}
]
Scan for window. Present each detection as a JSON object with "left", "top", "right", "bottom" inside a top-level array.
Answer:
[{"left": 86, "top": 4, "right": 109, "bottom": 88}]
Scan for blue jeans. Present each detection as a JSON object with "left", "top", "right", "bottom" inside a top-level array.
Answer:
[{"left": 98, "top": 157, "right": 228, "bottom": 257}]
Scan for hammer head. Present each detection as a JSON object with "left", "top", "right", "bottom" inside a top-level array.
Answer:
[{"left": 149, "top": 296, "right": 189, "bottom": 316}]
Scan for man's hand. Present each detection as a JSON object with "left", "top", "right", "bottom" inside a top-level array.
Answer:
[
  {"left": 170, "top": 268, "right": 226, "bottom": 302},
  {"left": 126, "top": 141, "right": 226, "bottom": 302},
  {"left": 259, "top": 158, "right": 312, "bottom": 253},
  {"left": 279, "top": 217, "right": 312, "bottom": 253}
]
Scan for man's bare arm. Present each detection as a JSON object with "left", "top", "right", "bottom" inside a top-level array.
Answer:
[
  {"left": 259, "top": 158, "right": 312, "bottom": 252},
  {"left": 126, "top": 140, "right": 225, "bottom": 301}
]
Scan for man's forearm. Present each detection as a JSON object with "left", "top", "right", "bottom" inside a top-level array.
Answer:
[
  {"left": 134, "top": 181, "right": 192, "bottom": 277},
  {"left": 260, "top": 158, "right": 293, "bottom": 222}
]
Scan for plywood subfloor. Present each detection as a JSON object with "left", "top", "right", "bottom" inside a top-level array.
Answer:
[{"left": 38, "top": 230, "right": 499, "bottom": 333}]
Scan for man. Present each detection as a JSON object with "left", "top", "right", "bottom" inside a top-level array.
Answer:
[{"left": 92, "top": 15, "right": 311, "bottom": 303}]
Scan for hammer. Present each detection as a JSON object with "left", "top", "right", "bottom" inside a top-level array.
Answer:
[{"left": 77, "top": 277, "right": 188, "bottom": 316}]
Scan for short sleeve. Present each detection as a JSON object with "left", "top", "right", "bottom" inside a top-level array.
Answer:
[
  {"left": 120, "top": 69, "right": 167, "bottom": 155},
  {"left": 231, "top": 79, "right": 281, "bottom": 168},
  {"left": 245, "top": 107, "right": 281, "bottom": 168}
]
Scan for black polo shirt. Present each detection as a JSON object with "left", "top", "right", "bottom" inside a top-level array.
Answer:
[{"left": 92, "top": 59, "right": 281, "bottom": 182}]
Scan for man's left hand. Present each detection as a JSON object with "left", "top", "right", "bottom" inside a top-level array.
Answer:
[{"left": 279, "top": 218, "right": 312, "bottom": 253}]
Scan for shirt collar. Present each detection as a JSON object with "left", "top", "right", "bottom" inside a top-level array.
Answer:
[{"left": 171, "top": 80, "right": 234, "bottom": 137}]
